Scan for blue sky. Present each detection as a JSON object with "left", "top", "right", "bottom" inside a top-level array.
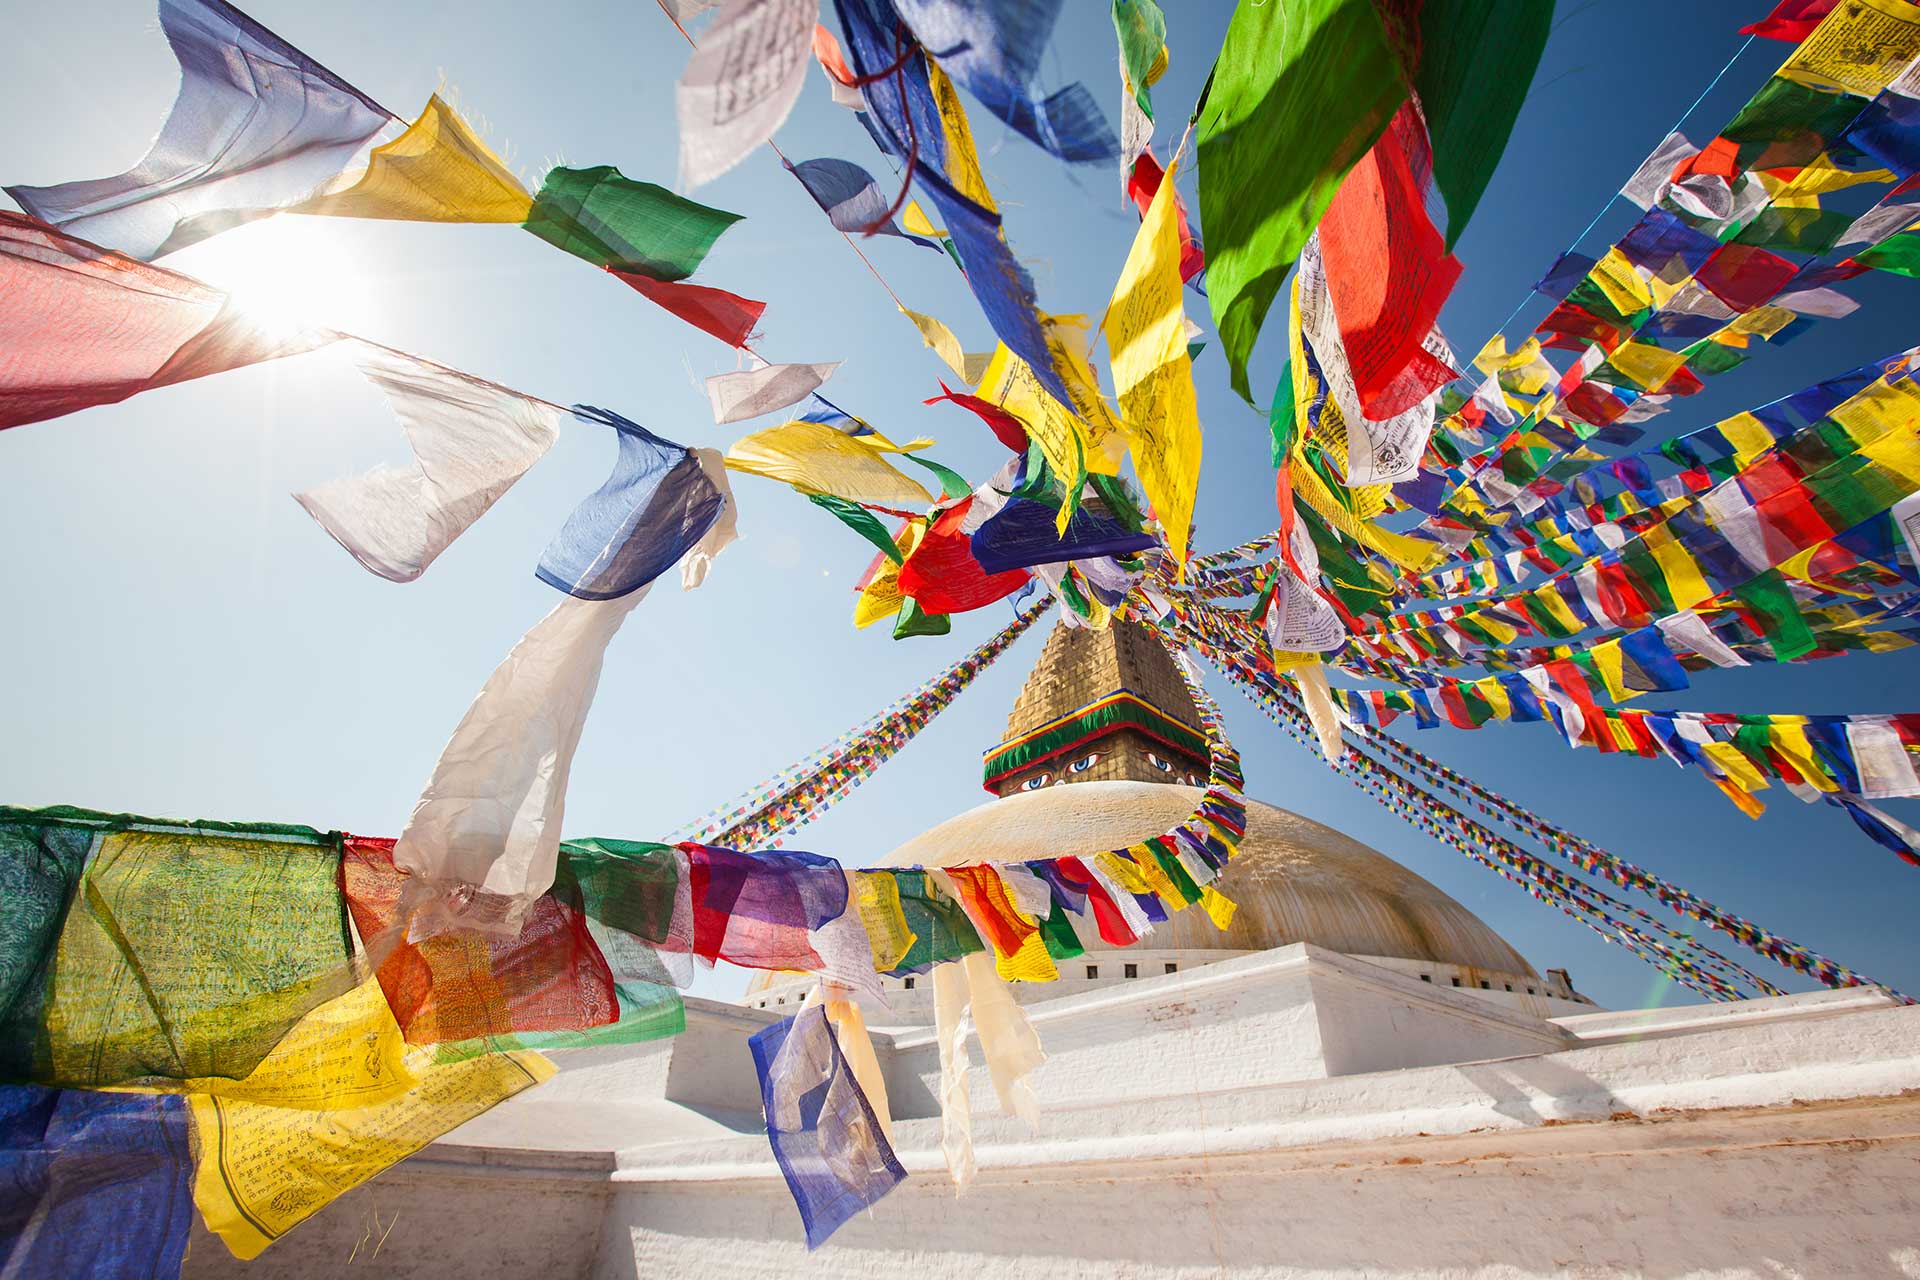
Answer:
[{"left": 2, "top": 0, "right": 1915, "bottom": 1010}]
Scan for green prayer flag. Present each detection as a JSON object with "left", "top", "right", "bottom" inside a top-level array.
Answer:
[
  {"left": 1414, "top": 0, "right": 1554, "bottom": 250},
  {"left": 1268, "top": 361, "right": 1296, "bottom": 468},
  {"left": 525, "top": 164, "right": 742, "bottom": 279},
  {"left": 1112, "top": 0, "right": 1167, "bottom": 115},
  {"left": 1734, "top": 570, "right": 1817, "bottom": 661},
  {"left": 1197, "top": 0, "right": 1406, "bottom": 402},
  {"left": 808, "top": 492, "right": 904, "bottom": 563},
  {"left": 1855, "top": 231, "right": 1920, "bottom": 279},
  {"left": 900, "top": 453, "right": 972, "bottom": 502},
  {"left": 894, "top": 597, "right": 952, "bottom": 639}
]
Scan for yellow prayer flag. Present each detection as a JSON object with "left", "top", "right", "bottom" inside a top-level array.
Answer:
[
  {"left": 1590, "top": 248, "right": 1655, "bottom": 317},
  {"left": 1644, "top": 523, "right": 1714, "bottom": 612},
  {"left": 926, "top": 62, "right": 996, "bottom": 213},
  {"left": 901, "top": 307, "right": 992, "bottom": 385},
  {"left": 853, "top": 520, "right": 927, "bottom": 628},
  {"left": 850, "top": 870, "right": 918, "bottom": 972},
  {"left": 120, "top": 981, "right": 416, "bottom": 1111},
  {"left": 901, "top": 199, "right": 947, "bottom": 239},
  {"left": 1769, "top": 718, "right": 1840, "bottom": 792},
  {"left": 725, "top": 419, "right": 935, "bottom": 509},
  {"left": 1715, "top": 411, "right": 1778, "bottom": 468},
  {"left": 1104, "top": 156, "right": 1202, "bottom": 569},
  {"left": 1288, "top": 449, "right": 1443, "bottom": 573},
  {"left": 1604, "top": 341, "right": 1689, "bottom": 392},
  {"left": 1829, "top": 376, "right": 1920, "bottom": 449},
  {"left": 1778, "top": 0, "right": 1920, "bottom": 96},
  {"left": 1197, "top": 886, "right": 1238, "bottom": 931},
  {"left": 192, "top": 1047, "right": 554, "bottom": 1259},
  {"left": 294, "top": 95, "right": 532, "bottom": 224}
]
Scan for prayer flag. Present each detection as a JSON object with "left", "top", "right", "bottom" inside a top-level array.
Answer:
[
  {"left": 678, "top": 0, "right": 816, "bottom": 189},
  {"left": 292, "top": 95, "right": 530, "bottom": 223},
  {"left": 294, "top": 342, "right": 563, "bottom": 583},
  {"left": 1197, "top": 0, "right": 1406, "bottom": 402},
  {"left": 4, "top": 0, "right": 393, "bottom": 258}
]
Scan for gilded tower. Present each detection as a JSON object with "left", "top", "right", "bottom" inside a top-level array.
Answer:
[{"left": 982, "top": 618, "right": 1212, "bottom": 796}]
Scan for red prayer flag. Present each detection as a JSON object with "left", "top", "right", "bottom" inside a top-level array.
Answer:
[
  {"left": 1317, "top": 104, "right": 1462, "bottom": 419},
  {"left": 0, "top": 211, "right": 328, "bottom": 431},
  {"left": 609, "top": 268, "right": 766, "bottom": 348},
  {"left": 895, "top": 497, "right": 1030, "bottom": 613}
]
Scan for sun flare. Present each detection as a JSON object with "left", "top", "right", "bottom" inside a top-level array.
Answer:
[{"left": 178, "top": 214, "right": 380, "bottom": 339}]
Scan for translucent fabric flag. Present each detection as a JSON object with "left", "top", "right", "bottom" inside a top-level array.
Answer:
[
  {"left": 786, "top": 157, "right": 941, "bottom": 248},
  {"left": 394, "top": 591, "right": 664, "bottom": 936},
  {"left": 0, "top": 1086, "right": 194, "bottom": 1278},
  {"left": 610, "top": 270, "right": 767, "bottom": 347},
  {"left": 0, "top": 809, "right": 357, "bottom": 1090},
  {"left": 969, "top": 495, "right": 1155, "bottom": 574},
  {"left": 1317, "top": 104, "right": 1462, "bottom": 420},
  {"left": 677, "top": 0, "right": 817, "bottom": 189},
  {"left": 293, "top": 343, "right": 563, "bottom": 583},
  {"left": 191, "top": 1046, "right": 554, "bottom": 1260},
  {"left": 1112, "top": 0, "right": 1167, "bottom": 176},
  {"left": 1295, "top": 238, "right": 1443, "bottom": 487},
  {"left": 3, "top": 0, "right": 394, "bottom": 259},
  {"left": 1620, "top": 132, "right": 1701, "bottom": 211},
  {"left": 708, "top": 361, "right": 842, "bottom": 425},
  {"left": 749, "top": 1003, "right": 906, "bottom": 1248},
  {"left": 685, "top": 845, "right": 848, "bottom": 970},
  {"left": 894, "top": 0, "right": 1118, "bottom": 164},
  {"left": 1197, "top": 0, "right": 1405, "bottom": 402},
  {"left": 1127, "top": 152, "right": 1205, "bottom": 288},
  {"left": 835, "top": 0, "right": 1075, "bottom": 407},
  {"left": 902, "top": 309, "right": 994, "bottom": 384},
  {"left": 526, "top": 165, "right": 744, "bottom": 277},
  {"left": 342, "top": 838, "right": 618, "bottom": 1047},
  {"left": 0, "top": 212, "right": 332, "bottom": 431},
  {"left": 1412, "top": 0, "right": 1552, "bottom": 248},
  {"left": 726, "top": 419, "right": 936, "bottom": 508},
  {"left": 537, "top": 407, "right": 730, "bottom": 600},
  {"left": 1105, "top": 154, "right": 1202, "bottom": 568},
  {"left": 291, "top": 95, "right": 531, "bottom": 223}
]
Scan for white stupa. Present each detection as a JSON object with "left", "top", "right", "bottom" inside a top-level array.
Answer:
[{"left": 183, "top": 621, "right": 1920, "bottom": 1278}]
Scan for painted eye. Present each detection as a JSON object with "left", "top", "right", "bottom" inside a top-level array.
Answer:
[
  {"left": 1020, "top": 773, "right": 1052, "bottom": 791},
  {"left": 1187, "top": 773, "right": 1204, "bottom": 786},
  {"left": 1067, "top": 753, "right": 1101, "bottom": 775},
  {"left": 1146, "top": 752, "right": 1175, "bottom": 773}
]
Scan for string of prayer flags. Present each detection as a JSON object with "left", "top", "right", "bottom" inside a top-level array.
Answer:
[
  {"left": 893, "top": 0, "right": 1118, "bottom": 165},
  {"left": 535, "top": 408, "right": 732, "bottom": 600},
  {"left": 708, "top": 361, "right": 843, "bottom": 425},
  {"left": 834, "top": 0, "right": 1077, "bottom": 408},
  {"left": 749, "top": 1001, "right": 906, "bottom": 1248},
  {"left": 680, "top": 598, "right": 1050, "bottom": 850},
  {"left": 3, "top": 0, "right": 395, "bottom": 259},
  {"left": 294, "top": 342, "right": 564, "bottom": 583},
  {"left": 0, "top": 1086, "right": 195, "bottom": 1278},
  {"left": 786, "top": 157, "right": 942, "bottom": 248},
  {"left": 726, "top": 418, "right": 936, "bottom": 509},
  {"left": 290, "top": 94, "right": 532, "bottom": 223},
  {"left": 677, "top": 0, "right": 816, "bottom": 189},
  {"left": 1197, "top": 0, "right": 1407, "bottom": 402},
  {"left": 1105, "top": 153, "right": 1203, "bottom": 569},
  {"left": 0, "top": 212, "right": 332, "bottom": 432}
]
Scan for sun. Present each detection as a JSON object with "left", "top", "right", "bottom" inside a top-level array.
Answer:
[{"left": 174, "top": 214, "right": 380, "bottom": 340}]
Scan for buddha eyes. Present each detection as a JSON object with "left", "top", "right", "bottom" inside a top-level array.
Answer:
[
  {"left": 1020, "top": 773, "right": 1053, "bottom": 791},
  {"left": 1067, "top": 753, "right": 1101, "bottom": 774},
  {"left": 1146, "top": 752, "right": 1176, "bottom": 773}
]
